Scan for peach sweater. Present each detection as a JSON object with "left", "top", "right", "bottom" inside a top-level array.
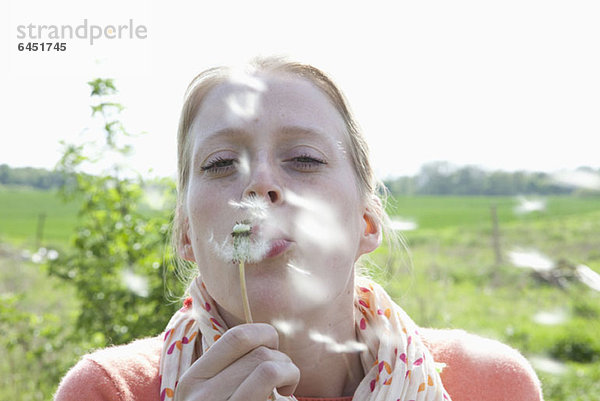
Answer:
[{"left": 54, "top": 328, "right": 543, "bottom": 401}]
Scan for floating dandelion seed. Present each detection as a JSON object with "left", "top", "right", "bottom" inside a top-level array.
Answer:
[
  {"left": 122, "top": 269, "right": 149, "bottom": 297},
  {"left": 228, "top": 197, "right": 269, "bottom": 220},
  {"left": 20, "top": 249, "right": 31, "bottom": 261},
  {"left": 143, "top": 187, "right": 168, "bottom": 210},
  {"left": 390, "top": 218, "right": 418, "bottom": 231},
  {"left": 226, "top": 90, "right": 261, "bottom": 119},
  {"left": 308, "top": 330, "right": 367, "bottom": 354},
  {"left": 286, "top": 262, "right": 311, "bottom": 276},
  {"left": 508, "top": 249, "right": 555, "bottom": 272},
  {"left": 237, "top": 152, "right": 251, "bottom": 176},
  {"left": 528, "top": 355, "right": 568, "bottom": 375},
  {"left": 551, "top": 170, "right": 600, "bottom": 191},
  {"left": 271, "top": 319, "right": 303, "bottom": 336},
  {"left": 31, "top": 247, "right": 47, "bottom": 263},
  {"left": 30, "top": 247, "right": 59, "bottom": 263},
  {"left": 287, "top": 262, "right": 330, "bottom": 307},
  {"left": 533, "top": 309, "right": 569, "bottom": 326},
  {"left": 514, "top": 196, "right": 546, "bottom": 214},
  {"left": 576, "top": 264, "right": 600, "bottom": 292},
  {"left": 228, "top": 69, "right": 267, "bottom": 92},
  {"left": 285, "top": 190, "right": 347, "bottom": 253},
  {"left": 47, "top": 249, "right": 59, "bottom": 261}
]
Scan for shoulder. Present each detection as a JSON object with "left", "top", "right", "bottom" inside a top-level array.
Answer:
[
  {"left": 54, "top": 335, "right": 163, "bottom": 401},
  {"left": 420, "top": 328, "right": 543, "bottom": 401}
]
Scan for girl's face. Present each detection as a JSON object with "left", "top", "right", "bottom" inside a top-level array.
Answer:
[{"left": 181, "top": 73, "right": 379, "bottom": 323}]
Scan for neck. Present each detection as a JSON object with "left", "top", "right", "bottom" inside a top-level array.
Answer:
[
  {"left": 218, "top": 278, "right": 364, "bottom": 397},
  {"left": 278, "top": 301, "right": 364, "bottom": 397}
]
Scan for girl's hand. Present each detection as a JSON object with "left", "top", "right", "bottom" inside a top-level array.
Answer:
[{"left": 174, "top": 323, "right": 300, "bottom": 401}]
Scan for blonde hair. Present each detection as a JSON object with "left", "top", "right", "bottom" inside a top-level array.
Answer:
[{"left": 172, "top": 56, "right": 400, "bottom": 265}]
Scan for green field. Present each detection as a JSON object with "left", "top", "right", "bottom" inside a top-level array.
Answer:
[
  {"left": 0, "top": 186, "right": 80, "bottom": 247},
  {"left": 1, "top": 187, "right": 599, "bottom": 400}
]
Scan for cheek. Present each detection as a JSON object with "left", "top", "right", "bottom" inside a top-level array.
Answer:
[
  {"left": 291, "top": 178, "right": 363, "bottom": 265},
  {"left": 187, "top": 191, "right": 212, "bottom": 236},
  {"left": 186, "top": 184, "right": 231, "bottom": 250}
]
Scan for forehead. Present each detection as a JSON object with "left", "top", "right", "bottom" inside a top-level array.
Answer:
[{"left": 191, "top": 73, "right": 348, "bottom": 141}]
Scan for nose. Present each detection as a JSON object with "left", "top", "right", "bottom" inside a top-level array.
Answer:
[{"left": 243, "top": 159, "right": 283, "bottom": 204}]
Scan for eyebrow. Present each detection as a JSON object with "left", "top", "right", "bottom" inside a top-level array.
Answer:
[
  {"left": 197, "top": 127, "right": 247, "bottom": 147},
  {"left": 278, "top": 125, "right": 330, "bottom": 141},
  {"left": 193, "top": 125, "right": 336, "bottom": 166},
  {"left": 198, "top": 125, "right": 331, "bottom": 146}
]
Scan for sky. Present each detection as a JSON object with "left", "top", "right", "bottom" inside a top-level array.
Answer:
[{"left": 2, "top": 0, "right": 599, "bottom": 180}]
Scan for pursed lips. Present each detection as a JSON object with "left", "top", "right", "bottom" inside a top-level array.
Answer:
[{"left": 265, "top": 238, "right": 292, "bottom": 258}]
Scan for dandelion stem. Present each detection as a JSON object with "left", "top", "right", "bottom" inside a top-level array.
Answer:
[
  {"left": 239, "top": 260, "right": 253, "bottom": 323},
  {"left": 233, "top": 222, "right": 273, "bottom": 398}
]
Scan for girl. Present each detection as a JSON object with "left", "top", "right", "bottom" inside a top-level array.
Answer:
[{"left": 55, "top": 57, "right": 543, "bottom": 401}]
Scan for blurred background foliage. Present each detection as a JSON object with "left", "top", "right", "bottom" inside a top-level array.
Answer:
[{"left": 0, "top": 79, "right": 599, "bottom": 400}]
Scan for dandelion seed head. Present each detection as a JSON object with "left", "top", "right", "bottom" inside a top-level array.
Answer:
[
  {"left": 210, "top": 228, "right": 269, "bottom": 264},
  {"left": 232, "top": 222, "right": 252, "bottom": 236},
  {"left": 208, "top": 197, "right": 273, "bottom": 264}
]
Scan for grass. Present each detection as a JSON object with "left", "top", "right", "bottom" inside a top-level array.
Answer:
[
  {"left": 1, "top": 187, "right": 599, "bottom": 400},
  {"left": 372, "top": 195, "right": 600, "bottom": 400},
  {"left": 0, "top": 243, "right": 81, "bottom": 401},
  {"left": 0, "top": 185, "right": 80, "bottom": 248},
  {"left": 388, "top": 195, "right": 600, "bottom": 230}
]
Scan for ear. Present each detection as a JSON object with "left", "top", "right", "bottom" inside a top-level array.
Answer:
[
  {"left": 177, "top": 216, "right": 196, "bottom": 262},
  {"left": 357, "top": 207, "right": 382, "bottom": 257}
]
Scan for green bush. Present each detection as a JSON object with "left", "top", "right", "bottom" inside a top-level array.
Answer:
[
  {"left": 47, "top": 78, "right": 185, "bottom": 347},
  {"left": 550, "top": 333, "right": 600, "bottom": 363}
]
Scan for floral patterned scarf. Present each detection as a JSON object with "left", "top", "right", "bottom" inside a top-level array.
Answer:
[{"left": 159, "top": 275, "right": 451, "bottom": 401}]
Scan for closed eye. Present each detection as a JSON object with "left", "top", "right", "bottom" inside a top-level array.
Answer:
[
  {"left": 201, "top": 157, "right": 236, "bottom": 175},
  {"left": 288, "top": 154, "right": 327, "bottom": 171}
]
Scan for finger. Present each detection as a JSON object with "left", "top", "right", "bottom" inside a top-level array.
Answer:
[
  {"left": 189, "top": 323, "right": 279, "bottom": 379},
  {"left": 207, "top": 346, "right": 293, "bottom": 397},
  {"left": 175, "top": 346, "right": 292, "bottom": 401},
  {"left": 229, "top": 360, "right": 300, "bottom": 401}
]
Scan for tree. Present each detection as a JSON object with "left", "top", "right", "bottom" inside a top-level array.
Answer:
[{"left": 48, "top": 78, "right": 184, "bottom": 346}]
